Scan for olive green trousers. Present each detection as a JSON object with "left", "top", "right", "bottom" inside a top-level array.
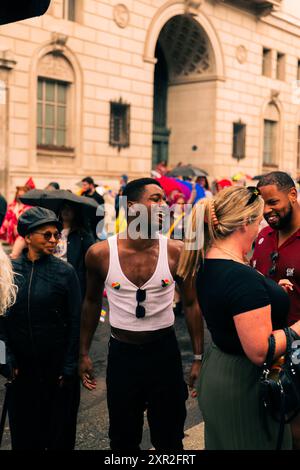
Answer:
[{"left": 196, "top": 343, "right": 292, "bottom": 450}]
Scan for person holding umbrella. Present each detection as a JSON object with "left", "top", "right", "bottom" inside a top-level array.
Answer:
[
  {"left": 54, "top": 202, "right": 96, "bottom": 298},
  {"left": 1, "top": 207, "right": 81, "bottom": 450}
]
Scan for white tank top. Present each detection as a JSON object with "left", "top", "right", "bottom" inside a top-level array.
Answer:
[{"left": 105, "top": 234, "right": 175, "bottom": 331}]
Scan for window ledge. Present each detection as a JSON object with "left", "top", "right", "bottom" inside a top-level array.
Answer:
[
  {"left": 37, "top": 145, "right": 75, "bottom": 158},
  {"left": 262, "top": 164, "right": 279, "bottom": 170}
]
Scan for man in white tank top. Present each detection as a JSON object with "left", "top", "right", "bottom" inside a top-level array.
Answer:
[{"left": 79, "top": 178, "right": 203, "bottom": 451}]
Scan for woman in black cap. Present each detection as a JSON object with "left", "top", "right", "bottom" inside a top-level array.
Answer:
[{"left": 2, "top": 207, "right": 81, "bottom": 450}]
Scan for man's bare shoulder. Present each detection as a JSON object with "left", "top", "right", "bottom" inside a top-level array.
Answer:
[
  {"left": 86, "top": 240, "right": 109, "bottom": 269},
  {"left": 167, "top": 238, "right": 184, "bottom": 261}
]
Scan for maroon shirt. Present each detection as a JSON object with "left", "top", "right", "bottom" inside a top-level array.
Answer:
[{"left": 251, "top": 226, "right": 300, "bottom": 325}]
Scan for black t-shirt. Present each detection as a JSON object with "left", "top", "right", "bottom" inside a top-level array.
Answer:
[
  {"left": 82, "top": 190, "right": 104, "bottom": 206},
  {"left": 196, "top": 259, "right": 290, "bottom": 355}
]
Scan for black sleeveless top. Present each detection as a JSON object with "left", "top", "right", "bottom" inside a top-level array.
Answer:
[{"left": 196, "top": 259, "right": 290, "bottom": 355}]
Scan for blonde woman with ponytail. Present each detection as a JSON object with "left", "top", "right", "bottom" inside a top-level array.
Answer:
[
  {"left": 177, "top": 186, "right": 300, "bottom": 450},
  {"left": 0, "top": 243, "right": 17, "bottom": 316},
  {"left": 0, "top": 243, "right": 17, "bottom": 380}
]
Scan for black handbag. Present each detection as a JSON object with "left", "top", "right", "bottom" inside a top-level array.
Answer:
[{"left": 260, "top": 327, "right": 300, "bottom": 450}]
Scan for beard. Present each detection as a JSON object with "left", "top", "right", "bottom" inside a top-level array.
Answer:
[{"left": 264, "top": 202, "right": 293, "bottom": 230}]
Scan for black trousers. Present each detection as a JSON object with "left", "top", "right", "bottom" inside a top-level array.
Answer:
[
  {"left": 106, "top": 330, "right": 188, "bottom": 451},
  {"left": 7, "top": 372, "right": 80, "bottom": 450}
]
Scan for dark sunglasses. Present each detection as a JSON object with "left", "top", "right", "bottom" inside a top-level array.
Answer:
[
  {"left": 33, "top": 231, "right": 61, "bottom": 241},
  {"left": 246, "top": 186, "right": 260, "bottom": 206},
  {"left": 136, "top": 288, "right": 146, "bottom": 319},
  {"left": 269, "top": 251, "right": 279, "bottom": 276}
]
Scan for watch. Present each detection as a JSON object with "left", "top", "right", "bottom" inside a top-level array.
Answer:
[{"left": 194, "top": 354, "right": 203, "bottom": 361}]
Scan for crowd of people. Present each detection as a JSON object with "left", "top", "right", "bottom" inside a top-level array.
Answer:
[{"left": 0, "top": 169, "right": 300, "bottom": 451}]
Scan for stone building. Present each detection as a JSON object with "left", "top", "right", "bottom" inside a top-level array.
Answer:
[{"left": 0, "top": 0, "right": 300, "bottom": 197}]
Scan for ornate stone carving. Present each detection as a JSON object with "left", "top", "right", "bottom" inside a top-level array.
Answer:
[
  {"left": 215, "top": 1, "right": 281, "bottom": 16},
  {"left": 270, "top": 89, "right": 280, "bottom": 101},
  {"left": 0, "top": 50, "right": 17, "bottom": 70},
  {"left": 236, "top": 45, "right": 247, "bottom": 64},
  {"left": 38, "top": 53, "right": 74, "bottom": 82},
  {"left": 51, "top": 32, "right": 68, "bottom": 47},
  {"left": 50, "top": 32, "right": 69, "bottom": 56},
  {"left": 184, "top": 0, "right": 203, "bottom": 16},
  {"left": 159, "top": 15, "right": 213, "bottom": 83},
  {"left": 113, "top": 4, "right": 130, "bottom": 28}
]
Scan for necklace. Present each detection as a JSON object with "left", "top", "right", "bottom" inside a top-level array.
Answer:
[{"left": 212, "top": 245, "right": 249, "bottom": 265}]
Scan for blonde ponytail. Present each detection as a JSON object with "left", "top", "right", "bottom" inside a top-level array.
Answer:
[
  {"left": 177, "top": 186, "right": 264, "bottom": 280},
  {"left": 177, "top": 199, "right": 208, "bottom": 280},
  {"left": 0, "top": 244, "right": 17, "bottom": 315}
]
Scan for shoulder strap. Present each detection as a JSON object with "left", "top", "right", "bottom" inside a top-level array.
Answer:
[
  {"left": 265, "top": 334, "right": 276, "bottom": 368},
  {"left": 106, "top": 235, "right": 123, "bottom": 283},
  {"left": 283, "top": 328, "right": 293, "bottom": 355}
]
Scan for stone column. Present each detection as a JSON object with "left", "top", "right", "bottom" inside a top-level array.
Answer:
[{"left": 0, "top": 50, "right": 16, "bottom": 197}]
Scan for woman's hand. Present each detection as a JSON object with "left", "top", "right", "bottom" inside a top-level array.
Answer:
[{"left": 278, "top": 279, "right": 294, "bottom": 292}]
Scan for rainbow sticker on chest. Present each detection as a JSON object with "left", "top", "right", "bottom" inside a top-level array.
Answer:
[
  {"left": 161, "top": 279, "right": 171, "bottom": 288},
  {"left": 112, "top": 282, "right": 121, "bottom": 290}
]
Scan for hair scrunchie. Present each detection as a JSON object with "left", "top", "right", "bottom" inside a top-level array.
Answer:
[{"left": 210, "top": 200, "right": 219, "bottom": 228}]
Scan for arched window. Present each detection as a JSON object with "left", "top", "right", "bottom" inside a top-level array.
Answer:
[
  {"left": 263, "top": 103, "right": 280, "bottom": 166},
  {"left": 37, "top": 53, "right": 74, "bottom": 152}
]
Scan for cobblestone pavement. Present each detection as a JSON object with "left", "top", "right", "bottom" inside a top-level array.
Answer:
[{"left": 0, "top": 305, "right": 210, "bottom": 450}]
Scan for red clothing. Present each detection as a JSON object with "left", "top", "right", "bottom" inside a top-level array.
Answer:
[
  {"left": 251, "top": 226, "right": 300, "bottom": 325},
  {"left": 0, "top": 201, "right": 31, "bottom": 245}
]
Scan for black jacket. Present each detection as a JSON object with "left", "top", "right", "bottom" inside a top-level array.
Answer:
[
  {"left": 3, "top": 251, "right": 81, "bottom": 378},
  {"left": 67, "top": 229, "right": 95, "bottom": 298},
  {"left": 81, "top": 191, "right": 105, "bottom": 237}
]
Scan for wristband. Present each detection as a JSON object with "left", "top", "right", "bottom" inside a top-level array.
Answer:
[{"left": 194, "top": 354, "right": 203, "bottom": 361}]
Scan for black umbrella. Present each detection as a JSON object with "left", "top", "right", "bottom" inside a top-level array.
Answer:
[
  {"left": 19, "top": 189, "right": 99, "bottom": 217},
  {"left": 168, "top": 165, "right": 208, "bottom": 178}
]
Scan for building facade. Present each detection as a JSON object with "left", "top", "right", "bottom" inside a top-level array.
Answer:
[{"left": 1, "top": 0, "right": 300, "bottom": 197}]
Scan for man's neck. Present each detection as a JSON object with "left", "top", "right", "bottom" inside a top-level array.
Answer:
[{"left": 123, "top": 232, "right": 159, "bottom": 251}]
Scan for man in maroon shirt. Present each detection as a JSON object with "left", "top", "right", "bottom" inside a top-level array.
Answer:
[{"left": 251, "top": 170, "right": 300, "bottom": 449}]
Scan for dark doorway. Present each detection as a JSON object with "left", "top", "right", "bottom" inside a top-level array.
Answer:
[{"left": 152, "top": 43, "right": 170, "bottom": 169}]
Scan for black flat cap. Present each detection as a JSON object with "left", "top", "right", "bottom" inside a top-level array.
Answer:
[{"left": 17, "top": 207, "right": 62, "bottom": 237}]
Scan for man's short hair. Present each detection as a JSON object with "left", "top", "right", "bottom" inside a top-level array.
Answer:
[
  {"left": 81, "top": 176, "right": 94, "bottom": 186},
  {"left": 48, "top": 182, "right": 60, "bottom": 190},
  {"left": 257, "top": 171, "right": 296, "bottom": 192},
  {"left": 122, "top": 178, "right": 163, "bottom": 202}
]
